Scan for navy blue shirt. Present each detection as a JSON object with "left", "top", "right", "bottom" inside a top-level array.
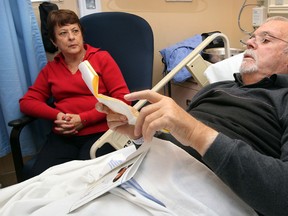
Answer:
[{"left": 188, "top": 73, "right": 288, "bottom": 215}]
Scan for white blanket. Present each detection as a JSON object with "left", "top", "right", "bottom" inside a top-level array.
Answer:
[{"left": 0, "top": 138, "right": 257, "bottom": 216}]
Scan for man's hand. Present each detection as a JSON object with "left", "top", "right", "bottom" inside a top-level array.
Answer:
[
  {"left": 98, "top": 90, "right": 219, "bottom": 156},
  {"left": 96, "top": 102, "right": 139, "bottom": 139}
]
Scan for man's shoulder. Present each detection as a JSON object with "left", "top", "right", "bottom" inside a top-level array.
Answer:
[{"left": 275, "top": 74, "right": 288, "bottom": 87}]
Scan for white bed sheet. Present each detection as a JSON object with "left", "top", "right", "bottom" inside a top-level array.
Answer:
[{"left": 0, "top": 137, "right": 257, "bottom": 216}]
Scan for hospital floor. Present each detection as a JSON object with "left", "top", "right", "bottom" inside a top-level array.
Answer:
[{"left": 0, "top": 153, "right": 17, "bottom": 188}]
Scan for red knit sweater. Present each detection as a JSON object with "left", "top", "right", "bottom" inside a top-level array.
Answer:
[{"left": 20, "top": 44, "right": 130, "bottom": 136}]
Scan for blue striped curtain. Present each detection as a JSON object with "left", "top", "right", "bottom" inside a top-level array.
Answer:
[{"left": 0, "top": 0, "right": 47, "bottom": 157}]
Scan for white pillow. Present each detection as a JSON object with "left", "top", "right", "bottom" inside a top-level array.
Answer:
[{"left": 204, "top": 53, "right": 244, "bottom": 83}]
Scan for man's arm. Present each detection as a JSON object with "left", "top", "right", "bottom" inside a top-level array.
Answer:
[
  {"left": 203, "top": 133, "right": 288, "bottom": 215},
  {"left": 96, "top": 89, "right": 218, "bottom": 155},
  {"left": 96, "top": 89, "right": 288, "bottom": 215}
]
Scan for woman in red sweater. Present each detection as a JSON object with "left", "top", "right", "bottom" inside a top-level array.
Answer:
[{"left": 19, "top": 9, "right": 130, "bottom": 177}]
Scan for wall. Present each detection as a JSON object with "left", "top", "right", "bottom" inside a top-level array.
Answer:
[
  {"left": 101, "top": 0, "right": 256, "bottom": 86},
  {"left": 32, "top": 0, "right": 256, "bottom": 87}
]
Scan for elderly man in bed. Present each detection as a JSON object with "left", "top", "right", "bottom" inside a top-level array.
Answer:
[{"left": 96, "top": 15, "right": 288, "bottom": 216}]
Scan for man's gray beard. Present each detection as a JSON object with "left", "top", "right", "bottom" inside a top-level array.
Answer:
[
  {"left": 239, "top": 61, "right": 258, "bottom": 74},
  {"left": 239, "top": 50, "right": 258, "bottom": 74}
]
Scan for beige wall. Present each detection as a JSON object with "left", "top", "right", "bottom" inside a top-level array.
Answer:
[
  {"left": 100, "top": 0, "right": 256, "bottom": 86},
  {"left": 33, "top": 0, "right": 256, "bottom": 87}
]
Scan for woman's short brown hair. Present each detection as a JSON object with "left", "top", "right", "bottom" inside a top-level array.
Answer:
[{"left": 47, "top": 9, "right": 83, "bottom": 42}]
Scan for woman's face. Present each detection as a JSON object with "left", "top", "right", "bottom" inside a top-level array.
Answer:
[{"left": 53, "top": 23, "right": 84, "bottom": 55}]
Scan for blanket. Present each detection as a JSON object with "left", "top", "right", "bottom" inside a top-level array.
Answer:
[
  {"left": 0, "top": 137, "right": 257, "bottom": 216},
  {"left": 160, "top": 35, "right": 202, "bottom": 83}
]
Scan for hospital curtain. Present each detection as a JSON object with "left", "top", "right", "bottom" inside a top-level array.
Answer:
[{"left": 0, "top": 0, "right": 47, "bottom": 157}]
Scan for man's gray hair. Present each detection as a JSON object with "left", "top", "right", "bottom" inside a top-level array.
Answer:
[
  {"left": 265, "top": 16, "right": 288, "bottom": 23},
  {"left": 265, "top": 16, "right": 288, "bottom": 54}
]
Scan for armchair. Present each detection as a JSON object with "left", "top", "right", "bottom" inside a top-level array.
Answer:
[{"left": 8, "top": 12, "right": 154, "bottom": 182}]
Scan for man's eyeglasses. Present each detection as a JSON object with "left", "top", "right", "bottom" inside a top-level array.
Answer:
[{"left": 240, "top": 32, "right": 288, "bottom": 46}]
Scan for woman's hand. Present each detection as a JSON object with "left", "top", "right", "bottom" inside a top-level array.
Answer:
[{"left": 54, "top": 113, "right": 83, "bottom": 135}]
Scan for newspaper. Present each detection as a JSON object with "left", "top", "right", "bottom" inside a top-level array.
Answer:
[
  {"left": 69, "top": 138, "right": 151, "bottom": 213},
  {"left": 79, "top": 60, "right": 138, "bottom": 125}
]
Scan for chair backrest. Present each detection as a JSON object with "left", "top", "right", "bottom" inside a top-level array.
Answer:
[{"left": 80, "top": 12, "right": 154, "bottom": 92}]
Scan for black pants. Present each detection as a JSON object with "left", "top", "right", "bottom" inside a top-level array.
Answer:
[{"left": 30, "top": 131, "right": 115, "bottom": 177}]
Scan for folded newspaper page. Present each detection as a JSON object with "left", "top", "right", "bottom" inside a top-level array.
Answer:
[
  {"left": 79, "top": 60, "right": 138, "bottom": 125},
  {"left": 69, "top": 137, "right": 151, "bottom": 213}
]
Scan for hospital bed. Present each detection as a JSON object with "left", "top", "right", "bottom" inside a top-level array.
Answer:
[
  {"left": 0, "top": 137, "right": 256, "bottom": 216},
  {"left": 89, "top": 32, "right": 243, "bottom": 158},
  {"left": 0, "top": 34, "right": 253, "bottom": 216}
]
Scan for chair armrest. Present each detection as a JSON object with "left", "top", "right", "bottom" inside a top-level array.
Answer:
[
  {"left": 8, "top": 115, "right": 35, "bottom": 128},
  {"left": 8, "top": 115, "right": 35, "bottom": 182}
]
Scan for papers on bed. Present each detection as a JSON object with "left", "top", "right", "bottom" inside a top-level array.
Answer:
[
  {"left": 79, "top": 60, "right": 138, "bottom": 125},
  {"left": 69, "top": 137, "right": 151, "bottom": 213}
]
